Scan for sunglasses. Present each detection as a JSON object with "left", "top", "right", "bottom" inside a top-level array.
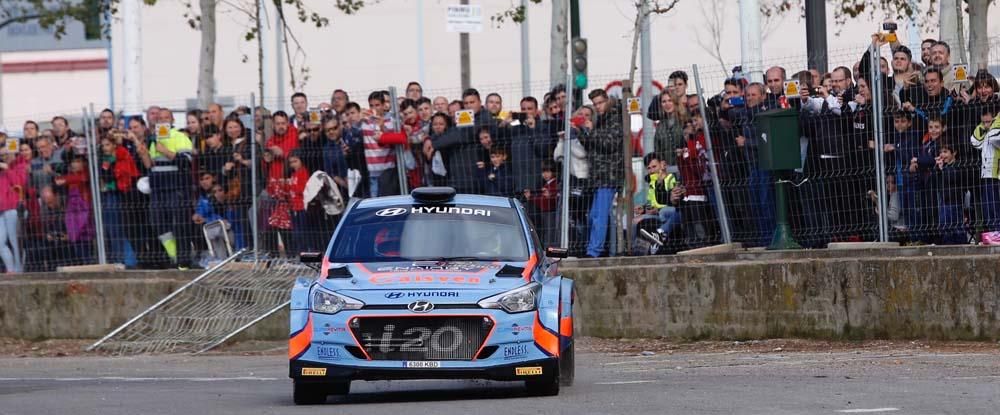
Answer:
[
  {"left": 308, "top": 128, "right": 321, "bottom": 133},
  {"left": 325, "top": 127, "right": 340, "bottom": 132}
]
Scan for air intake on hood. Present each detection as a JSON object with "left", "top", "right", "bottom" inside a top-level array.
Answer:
[
  {"left": 327, "top": 266, "right": 353, "bottom": 278},
  {"left": 495, "top": 264, "right": 525, "bottom": 278}
]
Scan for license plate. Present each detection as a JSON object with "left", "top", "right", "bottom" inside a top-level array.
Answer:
[{"left": 404, "top": 361, "right": 441, "bottom": 368}]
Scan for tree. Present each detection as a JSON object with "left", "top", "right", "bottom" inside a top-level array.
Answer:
[
  {"left": 761, "top": 0, "right": 991, "bottom": 73},
  {"left": 626, "top": 0, "right": 679, "bottom": 88},
  {"left": 4, "top": 0, "right": 372, "bottom": 109}
]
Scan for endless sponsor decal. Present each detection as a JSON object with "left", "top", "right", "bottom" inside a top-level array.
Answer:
[
  {"left": 374, "top": 206, "right": 492, "bottom": 217},
  {"left": 316, "top": 345, "right": 341, "bottom": 360},
  {"left": 503, "top": 344, "right": 529, "bottom": 360}
]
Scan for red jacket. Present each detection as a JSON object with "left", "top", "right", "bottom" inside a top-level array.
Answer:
[
  {"left": 114, "top": 147, "right": 139, "bottom": 192},
  {"left": 60, "top": 169, "right": 92, "bottom": 202},
  {"left": 265, "top": 126, "right": 300, "bottom": 182},
  {"left": 676, "top": 132, "right": 708, "bottom": 200},
  {"left": 288, "top": 168, "right": 309, "bottom": 212},
  {"left": 530, "top": 178, "right": 559, "bottom": 212}
]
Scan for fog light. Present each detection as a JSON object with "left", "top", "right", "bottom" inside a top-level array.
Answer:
[{"left": 349, "top": 318, "right": 360, "bottom": 329}]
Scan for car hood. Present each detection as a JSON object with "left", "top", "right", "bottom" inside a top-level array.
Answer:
[{"left": 317, "top": 260, "right": 535, "bottom": 302}]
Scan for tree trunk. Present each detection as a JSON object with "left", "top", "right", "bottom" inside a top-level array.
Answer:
[
  {"left": 549, "top": 0, "right": 567, "bottom": 89},
  {"left": 954, "top": 0, "right": 968, "bottom": 65},
  {"left": 626, "top": 4, "right": 642, "bottom": 89},
  {"left": 197, "top": 0, "right": 217, "bottom": 109},
  {"left": 938, "top": 0, "right": 958, "bottom": 63},
  {"left": 967, "top": 0, "right": 989, "bottom": 71}
]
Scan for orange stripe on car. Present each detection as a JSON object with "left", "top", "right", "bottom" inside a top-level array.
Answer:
[
  {"left": 533, "top": 313, "right": 560, "bottom": 357},
  {"left": 522, "top": 253, "right": 538, "bottom": 281},
  {"left": 560, "top": 316, "right": 573, "bottom": 337},
  {"left": 288, "top": 315, "right": 313, "bottom": 359}
]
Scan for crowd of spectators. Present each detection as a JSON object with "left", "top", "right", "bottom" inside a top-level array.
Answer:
[{"left": 0, "top": 34, "right": 999, "bottom": 272}]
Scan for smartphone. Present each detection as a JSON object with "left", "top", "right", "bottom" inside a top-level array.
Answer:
[
  {"left": 571, "top": 115, "right": 587, "bottom": 128},
  {"left": 882, "top": 22, "right": 898, "bottom": 32},
  {"left": 511, "top": 112, "right": 527, "bottom": 122},
  {"left": 727, "top": 96, "right": 746, "bottom": 107}
]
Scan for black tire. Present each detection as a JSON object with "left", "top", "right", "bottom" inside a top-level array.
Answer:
[
  {"left": 293, "top": 381, "right": 328, "bottom": 405},
  {"left": 525, "top": 370, "right": 560, "bottom": 396},
  {"left": 560, "top": 339, "right": 575, "bottom": 386}
]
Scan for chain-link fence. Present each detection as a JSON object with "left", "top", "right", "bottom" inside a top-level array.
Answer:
[{"left": 3, "top": 36, "right": 1000, "bottom": 272}]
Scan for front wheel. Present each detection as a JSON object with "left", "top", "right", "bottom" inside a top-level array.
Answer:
[
  {"left": 293, "top": 381, "right": 327, "bottom": 405},
  {"left": 525, "top": 369, "right": 560, "bottom": 396}
]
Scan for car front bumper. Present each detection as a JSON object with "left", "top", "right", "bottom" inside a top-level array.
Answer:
[{"left": 290, "top": 357, "right": 558, "bottom": 383}]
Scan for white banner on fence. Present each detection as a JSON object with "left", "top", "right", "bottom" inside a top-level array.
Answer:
[{"left": 446, "top": 4, "right": 483, "bottom": 33}]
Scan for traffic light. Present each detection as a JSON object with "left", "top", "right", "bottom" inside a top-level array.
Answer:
[{"left": 571, "top": 37, "right": 588, "bottom": 89}]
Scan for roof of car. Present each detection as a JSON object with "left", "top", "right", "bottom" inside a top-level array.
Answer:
[{"left": 354, "top": 193, "right": 515, "bottom": 209}]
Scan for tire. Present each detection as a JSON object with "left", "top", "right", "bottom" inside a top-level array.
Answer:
[
  {"left": 560, "top": 339, "right": 575, "bottom": 386},
  {"left": 293, "top": 381, "right": 328, "bottom": 405},
  {"left": 525, "top": 369, "right": 560, "bottom": 396}
]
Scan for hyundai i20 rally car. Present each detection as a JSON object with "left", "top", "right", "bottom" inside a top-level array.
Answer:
[{"left": 289, "top": 187, "right": 576, "bottom": 405}]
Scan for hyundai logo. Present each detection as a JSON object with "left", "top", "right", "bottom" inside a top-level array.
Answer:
[
  {"left": 375, "top": 207, "right": 408, "bottom": 217},
  {"left": 385, "top": 292, "right": 404, "bottom": 299},
  {"left": 407, "top": 301, "right": 435, "bottom": 313}
]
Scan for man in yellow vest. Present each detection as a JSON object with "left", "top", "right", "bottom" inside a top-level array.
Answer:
[
  {"left": 136, "top": 108, "right": 195, "bottom": 269},
  {"left": 639, "top": 153, "right": 680, "bottom": 248}
]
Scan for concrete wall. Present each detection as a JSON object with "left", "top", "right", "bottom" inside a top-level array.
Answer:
[{"left": 3, "top": 246, "right": 1000, "bottom": 342}]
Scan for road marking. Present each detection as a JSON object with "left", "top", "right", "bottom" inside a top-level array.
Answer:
[
  {"left": 0, "top": 376, "right": 279, "bottom": 382},
  {"left": 835, "top": 408, "right": 900, "bottom": 413},
  {"left": 594, "top": 380, "right": 656, "bottom": 385}
]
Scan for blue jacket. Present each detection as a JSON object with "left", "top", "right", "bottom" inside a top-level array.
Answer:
[{"left": 195, "top": 193, "right": 224, "bottom": 223}]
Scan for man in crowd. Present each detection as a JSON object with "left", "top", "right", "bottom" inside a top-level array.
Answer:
[
  {"left": 406, "top": 82, "right": 424, "bottom": 100},
  {"left": 433, "top": 96, "right": 449, "bottom": 114},
  {"left": 291, "top": 92, "right": 310, "bottom": 129},
  {"left": 361, "top": 91, "right": 398, "bottom": 197},
  {"left": 206, "top": 103, "right": 225, "bottom": 131},
  {"left": 425, "top": 88, "right": 497, "bottom": 194},
  {"left": 331, "top": 89, "right": 350, "bottom": 114},
  {"left": 485, "top": 93, "right": 504, "bottom": 118},
  {"left": 580, "top": 89, "right": 623, "bottom": 258},
  {"left": 764, "top": 66, "right": 787, "bottom": 108}
]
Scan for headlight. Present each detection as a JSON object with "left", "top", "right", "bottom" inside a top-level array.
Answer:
[
  {"left": 311, "top": 289, "right": 364, "bottom": 314},
  {"left": 478, "top": 283, "right": 541, "bottom": 313}
]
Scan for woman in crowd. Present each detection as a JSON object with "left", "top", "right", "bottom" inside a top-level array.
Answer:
[
  {"left": 554, "top": 106, "right": 593, "bottom": 255},
  {"left": 653, "top": 91, "right": 690, "bottom": 170},
  {"left": 98, "top": 131, "right": 140, "bottom": 268},
  {"left": 222, "top": 116, "right": 256, "bottom": 250},
  {"left": 0, "top": 144, "right": 27, "bottom": 273},
  {"left": 55, "top": 156, "right": 95, "bottom": 265},
  {"left": 425, "top": 112, "right": 453, "bottom": 186},
  {"left": 186, "top": 109, "right": 206, "bottom": 153}
]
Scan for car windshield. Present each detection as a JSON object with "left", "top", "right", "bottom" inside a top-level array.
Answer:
[{"left": 328, "top": 204, "right": 530, "bottom": 263}]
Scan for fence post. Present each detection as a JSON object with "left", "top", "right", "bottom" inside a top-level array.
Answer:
[
  {"left": 84, "top": 105, "right": 108, "bottom": 264},
  {"left": 387, "top": 86, "right": 409, "bottom": 195},
  {"left": 870, "top": 44, "right": 890, "bottom": 243},
  {"left": 618, "top": 80, "right": 634, "bottom": 255},
  {"left": 692, "top": 64, "right": 733, "bottom": 244},
  {"left": 249, "top": 93, "right": 260, "bottom": 258}
]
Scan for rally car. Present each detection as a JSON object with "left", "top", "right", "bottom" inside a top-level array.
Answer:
[{"left": 289, "top": 187, "right": 576, "bottom": 405}]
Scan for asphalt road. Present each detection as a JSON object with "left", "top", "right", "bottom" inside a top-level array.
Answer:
[{"left": 0, "top": 348, "right": 998, "bottom": 415}]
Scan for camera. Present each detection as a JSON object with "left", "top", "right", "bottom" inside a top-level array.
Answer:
[{"left": 881, "top": 22, "right": 898, "bottom": 43}]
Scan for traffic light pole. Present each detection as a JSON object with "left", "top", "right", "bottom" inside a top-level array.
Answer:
[{"left": 570, "top": 0, "right": 582, "bottom": 108}]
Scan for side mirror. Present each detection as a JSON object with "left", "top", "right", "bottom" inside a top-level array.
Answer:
[
  {"left": 299, "top": 252, "right": 323, "bottom": 264},
  {"left": 545, "top": 247, "right": 568, "bottom": 259}
]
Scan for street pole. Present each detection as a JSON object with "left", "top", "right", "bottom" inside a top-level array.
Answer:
[
  {"left": 258, "top": 0, "right": 273, "bottom": 108},
  {"left": 693, "top": 64, "right": 733, "bottom": 244},
  {"left": 639, "top": 0, "right": 654, "bottom": 158},
  {"left": 276, "top": 10, "right": 285, "bottom": 110},
  {"left": 559, "top": 0, "right": 573, "bottom": 250},
  {"left": 870, "top": 45, "right": 889, "bottom": 243},
  {"left": 804, "top": 0, "right": 828, "bottom": 73},
  {"left": 459, "top": 0, "right": 471, "bottom": 91},
  {"left": 738, "top": 0, "right": 763, "bottom": 82},
  {"left": 0, "top": 50, "right": 4, "bottom": 126},
  {"left": 550, "top": 0, "right": 567, "bottom": 91},
  {"left": 621, "top": 81, "right": 634, "bottom": 255},
  {"left": 520, "top": 0, "right": 531, "bottom": 99},
  {"left": 417, "top": 0, "right": 426, "bottom": 87},
  {"left": 123, "top": 0, "right": 142, "bottom": 114}
]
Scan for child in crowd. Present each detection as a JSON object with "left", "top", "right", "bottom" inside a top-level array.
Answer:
[
  {"left": 55, "top": 157, "right": 94, "bottom": 264},
  {"left": 287, "top": 151, "right": 312, "bottom": 254},
  {"left": 884, "top": 111, "right": 924, "bottom": 241},
  {"left": 911, "top": 115, "right": 948, "bottom": 240},
  {"left": 971, "top": 108, "right": 1000, "bottom": 233},
  {"left": 477, "top": 146, "right": 513, "bottom": 197},
  {"left": 524, "top": 160, "right": 559, "bottom": 248},
  {"left": 934, "top": 144, "right": 967, "bottom": 244}
]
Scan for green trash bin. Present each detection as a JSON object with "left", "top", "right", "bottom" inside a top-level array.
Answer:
[
  {"left": 755, "top": 108, "right": 802, "bottom": 250},
  {"left": 756, "top": 108, "right": 802, "bottom": 172}
]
